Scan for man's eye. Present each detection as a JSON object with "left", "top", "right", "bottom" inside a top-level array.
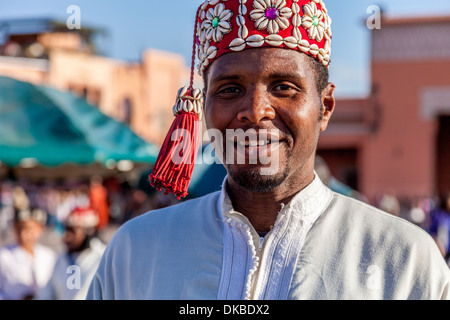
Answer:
[
  {"left": 219, "top": 87, "right": 240, "bottom": 94},
  {"left": 274, "top": 84, "right": 292, "bottom": 91}
]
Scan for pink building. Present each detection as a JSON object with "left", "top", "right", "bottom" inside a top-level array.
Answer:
[
  {"left": 0, "top": 18, "right": 192, "bottom": 145},
  {"left": 318, "top": 15, "right": 450, "bottom": 202}
]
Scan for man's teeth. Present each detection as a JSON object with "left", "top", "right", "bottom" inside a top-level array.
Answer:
[{"left": 238, "top": 140, "right": 271, "bottom": 147}]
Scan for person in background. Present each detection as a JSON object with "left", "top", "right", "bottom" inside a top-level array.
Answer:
[
  {"left": 36, "top": 206, "right": 105, "bottom": 300},
  {"left": 429, "top": 193, "right": 450, "bottom": 264},
  {"left": 89, "top": 175, "right": 109, "bottom": 230},
  {"left": 0, "top": 182, "right": 14, "bottom": 244},
  {"left": 0, "top": 208, "right": 56, "bottom": 300}
]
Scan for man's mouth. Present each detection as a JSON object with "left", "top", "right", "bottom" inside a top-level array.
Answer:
[
  {"left": 229, "top": 130, "right": 281, "bottom": 148},
  {"left": 224, "top": 130, "right": 282, "bottom": 164},
  {"left": 236, "top": 138, "right": 278, "bottom": 147}
]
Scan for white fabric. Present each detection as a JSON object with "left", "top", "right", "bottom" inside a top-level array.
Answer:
[
  {"left": 36, "top": 238, "right": 106, "bottom": 300},
  {"left": 0, "top": 243, "right": 56, "bottom": 300},
  {"left": 218, "top": 175, "right": 333, "bottom": 299},
  {"left": 87, "top": 176, "right": 450, "bottom": 300}
]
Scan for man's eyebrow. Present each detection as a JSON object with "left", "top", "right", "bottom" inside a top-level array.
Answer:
[
  {"left": 210, "top": 74, "right": 242, "bottom": 83},
  {"left": 266, "top": 72, "right": 304, "bottom": 81},
  {"left": 208, "top": 72, "right": 305, "bottom": 85}
]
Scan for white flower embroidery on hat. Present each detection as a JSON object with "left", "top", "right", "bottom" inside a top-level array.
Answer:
[
  {"left": 250, "top": 0, "right": 293, "bottom": 35},
  {"left": 202, "top": 3, "right": 233, "bottom": 43},
  {"left": 197, "top": 40, "right": 219, "bottom": 74},
  {"left": 302, "top": 1, "right": 326, "bottom": 42},
  {"left": 197, "top": 0, "right": 333, "bottom": 72}
]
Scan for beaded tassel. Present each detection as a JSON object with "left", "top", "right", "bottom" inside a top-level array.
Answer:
[{"left": 149, "top": 6, "right": 203, "bottom": 199}]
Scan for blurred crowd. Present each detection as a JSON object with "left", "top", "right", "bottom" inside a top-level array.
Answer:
[
  {"left": 0, "top": 173, "right": 180, "bottom": 300},
  {"left": 373, "top": 191, "right": 450, "bottom": 264},
  {"left": 0, "top": 172, "right": 449, "bottom": 300}
]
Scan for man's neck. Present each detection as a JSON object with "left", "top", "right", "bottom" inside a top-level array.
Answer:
[{"left": 226, "top": 171, "right": 315, "bottom": 233}]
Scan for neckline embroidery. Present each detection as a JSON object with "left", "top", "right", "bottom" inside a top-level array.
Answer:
[{"left": 217, "top": 173, "right": 333, "bottom": 300}]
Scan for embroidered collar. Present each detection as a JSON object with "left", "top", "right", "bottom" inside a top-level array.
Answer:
[
  {"left": 220, "top": 172, "right": 330, "bottom": 227},
  {"left": 217, "top": 173, "right": 333, "bottom": 300}
]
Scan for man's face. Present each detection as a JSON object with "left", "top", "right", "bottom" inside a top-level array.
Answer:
[
  {"left": 204, "top": 48, "right": 334, "bottom": 193},
  {"left": 15, "top": 220, "right": 44, "bottom": 250},
  {"left": 63, "top": 226, "right": 87, "bottom": 253}
]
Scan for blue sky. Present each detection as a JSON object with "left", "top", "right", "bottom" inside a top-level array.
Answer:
[{"left": 1, "top": 0, "right": 450, "bottom": 98}]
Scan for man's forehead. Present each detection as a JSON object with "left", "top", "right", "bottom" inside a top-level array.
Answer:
[{"left": 207, "top": 47, "right": 311, "bottom": 81}]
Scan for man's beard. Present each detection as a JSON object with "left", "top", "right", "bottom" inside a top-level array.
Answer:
[
  {"left": 228, "top": 167, "right": 290, "bottom": 193},
  {"left": 225, "top": 148, "right": 292, "bottom": 193}
]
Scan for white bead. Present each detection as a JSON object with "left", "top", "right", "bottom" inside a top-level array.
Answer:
[
  {"left": 283, "top": 36, "right": 298, "bottom": 49},
  {"left": 193, "top": 88, "right": 202, "bottom": 99},
  {"left": 193, "top": 101, "right": 199, "bottom": 114},
  {"left": 309, "top": 44, "right": 319, "bottom": 55},
  {"left": 238, "top": 25, "right": 249, "bottom": 39},
  {"left": 292, "top": 27, "right": 302, "bottom": 41},
  {"left": 182, "top": 100, "right": 188, "bottom": 113},
  {"left": 255, "top": 16, "right": 269, "bottom": 30},
  {"left": 265, "top": 34, "right": 284, "bottom": 47},
  {"left": 246, "top": 34, "right": 265, "bottom": 47},
  {"left": 275, "top": 0, "right": 284, "bottom": 8},
  {"left": 177, "top": 87, "right": 188, "bottom": 99},
  {"left": 228, "top": 38, "right": 246, "bottom": 51},
  {"left": 176, "top": 99, "right": 183, "bottom": 113},
  {"left": 277, "top": 16, "right": 290, "bottom": 30},
  {"left": 253, "top": 0, "right": 265, "bottom": 10},
  {"left": 292, "top": 14, "right": 301, "bottom": 27},
  {"left": 239, "top": 4, "right": 247, "bottom": 15},
  {"left": 187, "top": 100, "right": 194, "bottom": 112}
]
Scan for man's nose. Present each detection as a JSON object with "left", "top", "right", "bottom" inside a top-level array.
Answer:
[{"left": 236, "top": 86, "right": 276, "bottom": 124}]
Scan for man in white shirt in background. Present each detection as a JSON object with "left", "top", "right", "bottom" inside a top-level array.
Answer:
[
  {"left": 37, "top": 207, "right": 105, "bottom": 300},
  {"left": 0, "top": 208, "right": 56, "bottom": 300}
]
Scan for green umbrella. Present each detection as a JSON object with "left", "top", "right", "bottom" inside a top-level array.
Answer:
[
  {"left": 186, "top": 144, "right": 227, "bottom": 199},
  {"left": 0, "top": 76, "right": 158, "bottom": 167}
]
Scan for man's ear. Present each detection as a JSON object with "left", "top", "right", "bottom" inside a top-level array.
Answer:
[{"left": 320, "top": 82, "right": 336, "bottom": 132}]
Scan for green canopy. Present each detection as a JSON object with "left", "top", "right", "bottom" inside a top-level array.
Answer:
[{"left": 0, "top": 76, "right": 158, "bottom": 167}]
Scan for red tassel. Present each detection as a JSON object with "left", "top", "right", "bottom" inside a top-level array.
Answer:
[
  {"left": 150, "top": 109, "right": 200, "bottom": 199},
  {"left": 150, "top": 6, "right": 203, "bottom": 200}
]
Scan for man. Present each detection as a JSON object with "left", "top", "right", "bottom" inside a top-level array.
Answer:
[
  {"left": 36, "top": 207, "right": 105, "bottom": 300},
  {"left": 88, "top": 0, "right": 449, "bottom": 300},
  {"left": 0, "top": 208, "right": 56, "bottom": 300}
]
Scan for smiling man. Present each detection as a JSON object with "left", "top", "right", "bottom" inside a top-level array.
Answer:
[{"left": 87, "top": 0, "right": 449, "bottom": 300}]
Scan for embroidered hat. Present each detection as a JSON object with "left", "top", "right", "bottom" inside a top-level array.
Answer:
[
  {"left": 65, "top": 207, "right": 99, "bottom": 229},
  {"left": 150, "top": 0, "right": 332, "bottom": 199},
  {"left": 196, "top": 0, "right": 332, "bottom": 75}
]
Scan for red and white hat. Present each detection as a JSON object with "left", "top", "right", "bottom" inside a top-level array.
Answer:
[
  {"left": 65, "top": 207, "right": 99, "bottom": 229},
  {"left": 196, "top": 0, "right": 332, "bottom": 75},
  {"left": 150, "top": 0, "right": 332, "bottom": 199}
]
